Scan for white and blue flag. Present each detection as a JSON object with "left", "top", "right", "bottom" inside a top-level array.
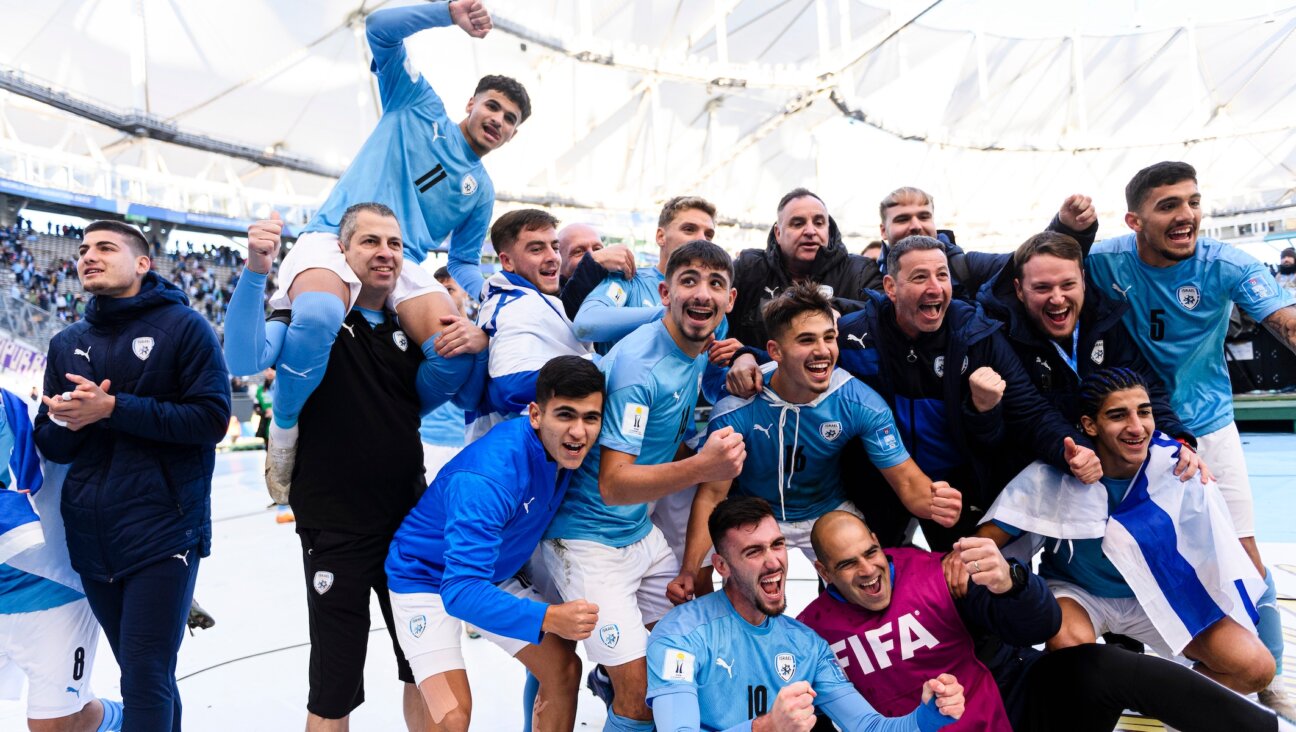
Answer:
[{"left": 984, "top": 431, "right": 1262, "bottom": 655}]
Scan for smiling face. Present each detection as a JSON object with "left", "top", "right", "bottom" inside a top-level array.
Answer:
[
  {"left": 657, "top": 209, "right": 716, "bottom": 269},
  {"left": 529, "top": 392, "right": 604, "bottom": 470},
  {"left": 768, "top": 311, "right": 837, "bottom": 403},
  {"left": 341, "top": 210, "right": 404, "bottom": 299},
  {"left": 500, "top": 225, "right": 561, "bottom": 295},
  {"left": 659, "top": 260, "right": 735, "bottom": 351},
  {"left": 884, "top": 247, "right": 952, "bottom": 338},
  {"left": 881, "top": 198, "right": 937, "bottom": 246},
  {"left": 1015, "top": 253, "right": 1085, "bottom": 341},
  {"left": 461, "top": 90, "right": 522, "bottom": 157},
  {"left": 775, "top": 195, "right": 829, "bottom": 273},
  {"left": 1081, "top": 386, "right": 1154, "bottom": 479},
  {"left": 814, "top": 517, "right": 892, "bottom": 613},
  {"left": 77, "top": 231, "right": 150, "bottom": 298},
  {"left": 1125, "top": 179, "right": 1201, "bottom": 267},
  {"left": 715, "top": 516, "right": 789, "bottom": 621}
]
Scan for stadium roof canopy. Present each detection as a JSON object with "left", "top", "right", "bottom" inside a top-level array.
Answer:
[{"left": 1, "top": 0, "right": 1295, "bottom": 248}]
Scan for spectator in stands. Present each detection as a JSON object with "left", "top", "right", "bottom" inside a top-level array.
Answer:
[
  {"left": 1277, "top": 247, "right": 1296, "bottom": 294},
  {"left": 862, "top": 240, "right": 883, "bottom": 260}
]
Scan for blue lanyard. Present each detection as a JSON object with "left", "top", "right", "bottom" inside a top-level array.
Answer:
[{"left": 1050, "top": 327, "right": 1080, "bottom": 375}]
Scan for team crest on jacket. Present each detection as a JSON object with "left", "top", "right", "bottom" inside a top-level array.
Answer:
[
  {"left": 820, "top": 421, "right": 842, "bottom": 441},
  {"left": 132, "top": 337, "right": 154, "bottom": 361},
  {"left": 1176, "top": 285, "right": 1201, "bottom": 311},
  {"left": 393, "top": 330, "right": 409, "bottom": 351},
  {"left": 461, "top": 174, "right": 478, "bottom": 196},
  {"left": 776, "top": 652, "right": 796, "bottom": 682},
  {"left": 313, "top": 571, "right": 334, "bottom": 595},
  {"left": 1090, "top": 339, "right": 1105, "bottom": 364},
  {"left": 599, "top": 623, "right": 620, "bottom": 648},
  {"left": 409, "top": 614, "right": 427, "bottom": 638},
  {"left": 933, "top": 356, "right": 945, "bottom": 377}
]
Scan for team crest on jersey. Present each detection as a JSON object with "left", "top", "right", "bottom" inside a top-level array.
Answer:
[
  {"left": 393, "top": 330, "right": 409, "bottom": 351},
  {"left": 1176, "top": 285, "right": 1201, "bottom": 311},
  {"left": 312, "top": 571, "right": 334, "bottom": 595},
  {"left": 599, "top": 624, "right": 620, "bottom": 648},
  {"left": 461, "top": 174, "right": 478, "bottom": 196},
  {"left": 409, "top": 614, "right": 427, "bottom": 638},
  {"left": 1090, "top": 339, "right": 1105, "bottom": 364},
  {"left": 933, "top": 356, "right": 945, "bottom": 377},
  {"left": 132, "top": 337, "right": 154, "bottom": 361},
  {"left": 820, "top": 421, "right": 842, "bottom": 441},
  {"left": 776, "top": 652, "right": 796, "bottom": 682}
]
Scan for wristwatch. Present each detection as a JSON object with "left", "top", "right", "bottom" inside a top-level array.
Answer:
[{"left": 1005, "top": 560, "right": 1029, "bottom": 597}]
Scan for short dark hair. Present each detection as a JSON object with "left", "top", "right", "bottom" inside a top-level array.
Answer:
[
  {"left": 664, "top": 239, "right": 733, "bottom": 282},
  {"left": 879, "top": 187, "right": 933, "bottom": 222},
  {"left": 432, "top": 266, "right": 451, "bottom": 283},
  {"left": 762, "top": 281, "right": 835, "bottom": 341},
  {"left": 1125, "top": 161, "right": 1197, "bottom": 211},
  {"left": 475, "top": 74, "right": 532, "bottom": 124},
  {"left": 776, "top": 187, "right": 825, "bottom": 217},
  {"left": 1012, "top": 231, "right": 1083, "bottom": 280},
  {"left": 709, "top": 496, "right": 776, "bottom": 558},
  {"left": 657, "top": 196, "right": 717, "bottom": 230},
  {"left": 534, "top": 355, "right": 605, "bottom": 405},
  {"left": 84, "top": 220, "right": 149, "bottom": 258},
  {"left": 885, "top": 234, "right": 944, "bottom": 277},
  {"left": 862, "top": 240, "right": 884, "bottom": 255},
  {"left": 1077, "top": 367, "right": 1148, "bottom": 418},
  {"left": 490, "top": 209, "right": 560, "bottom": 254},
  {"left": 338, "top": 202, "right": 398, "bottom": 249}
]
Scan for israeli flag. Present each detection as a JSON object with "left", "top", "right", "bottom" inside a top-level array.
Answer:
[
  {"left": 984, "top": 431, "right": 1262, "bottom": 655},
  {"left": 0, "top": 488, "right": 42, "bottom": 564}
]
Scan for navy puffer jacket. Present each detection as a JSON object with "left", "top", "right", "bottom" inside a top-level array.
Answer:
[{"left": 35, "top": 272, "right": 231, "bottom": 581}]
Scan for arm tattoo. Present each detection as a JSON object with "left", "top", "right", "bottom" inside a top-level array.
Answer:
[{"left": 1262, "top": 304, "right": 1296, "bottom": 355}]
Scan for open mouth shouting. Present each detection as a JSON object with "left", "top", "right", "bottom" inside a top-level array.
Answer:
[
  {"left": 858, "top": 574, "right": 884, "bottom": 597},
  {"left": 758, "top": 570, "right": 784, "bottom": 601},
  {"left": 805, "top": 358, "right": 832, "bottom": 384},
  {"left": 917, "top": 300, "right": 944, "bottom": 325},
  {"left": 1166, "top": 224, "right": 1195, "bottom": 246},
  {"left": 684, "top": 303, "right": 716, "bottom": 328}
]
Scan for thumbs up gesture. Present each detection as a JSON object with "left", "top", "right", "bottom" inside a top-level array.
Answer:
[
  {"left": 1065, "top": 436, "right": 1103, "bottom": 484},
  {"left": 246, "top": 210, "right": 282, "bottom": 275}
]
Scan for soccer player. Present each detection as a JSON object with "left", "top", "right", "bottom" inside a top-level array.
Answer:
[
  {"left": 982, "top": 368, "right": 1274, "bottom": 695},
  {"left": 464, "top": 209, "right": 594, "bottom": 441},
  {"left": 541, "top": 240, "right": 744, "bottom": 731},
  {"left": 227, "top": 203, "right": 481, "bottom": 730},
  {"left": 34, "top": 221, "right": 231, "bottom": 731},
  {"left": 573, "top": 196, "right": 720, "bottom": 350},
  {"left": 647, "top": 496, "right": 965, "bottom": 732},
  {"left": 1086, "top": 161, "right": 1296, "bottom": 714},
  {"left": 385, "top": 356, "right": 606, "bottom": 732},
  {"left": 0, "top": 390, "right": 123, "bottom": 732},
  {"left": 876, "top": 187, "right": 1098, "bottom": 301},
  {"left": 669, "top": 283, "right": 962, "bottom": 603},
  {"left": 804, "top": 510, "right": 1283, "bottom": 731},
  {"left": 252, "top": 0, "right": 528, "bottom": 498}
]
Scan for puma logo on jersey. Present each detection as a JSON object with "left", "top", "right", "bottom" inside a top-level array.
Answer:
[
  {"left": 715, "top": 657, "right": 735, "bottom": 678},
  {"left": 280, "top": 364, "right": 311, "bottom": 378},
  {"left": 672, "top": 391, "right": 681, "bottom": 401},
  {"left": 341, "top": 322, "right": 356, "bottom": 338},
  {"left": 521, "top": 497, "right": 537, "bottom": 513},
  {"left": 829, "top": 611, "right": 940, "bottom": 676},
  {"left": 845, "top": 333, "right": 867, "bottom": 347},
  {"left": 751, "top": 424, "right": 772, "bottom": 438},
  {"left": 429, "top": 122, "right": 446, "bottom": 143},
  {"left": 172, "top": 550, "right": 190, "bottom": 567},
  {"left": 74, "top": 346, "right": 91, "bottom": 362},
  {"left": 764, "top": 286, "right": 778, "bottom": 298},
  {"left": 1110, "top": 282, "right": 1134, "bottom": 299}
]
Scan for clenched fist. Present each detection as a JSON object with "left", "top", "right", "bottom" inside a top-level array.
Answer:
[{"left": 967, "top": 366, "right": 1005, "bottom": 413}]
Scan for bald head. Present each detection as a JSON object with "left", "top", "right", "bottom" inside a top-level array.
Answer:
[
  {"left": 810, "top": 510, "right": 872, "bottom": 563},
  {"left": 558, "top": 223, "right": 603, "bottom": 279}
]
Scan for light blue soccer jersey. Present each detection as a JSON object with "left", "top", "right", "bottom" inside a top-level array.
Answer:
[
  {"left": 574, "top": 267, "right": 666, "bottom": 352},
  {"left": 709, "top": 364, "right": 909, "bottom": 522},
  {"left": 1087, "top": 234, "right": 1294, "bottom": 435},
  {"left": 648, "top": 591, "right": 937, "bottom": 732},
  {"left": 304, "top": 3, "right": 495, "bottom": 295},
  {"left": 546, "top": 319, "right": 706, "bottom": 547}
]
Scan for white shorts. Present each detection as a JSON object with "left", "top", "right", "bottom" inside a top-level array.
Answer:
[
  {"left": 1048, "top": 579, "right": 1176, "bottom": 660},
  {"left": 269, "top": 231, "right": 446, "bottom": 311},
  {"left": 778, "top": 501, "right": 862, "bottom": 563},
  {"left": 650, "top": 485, "right": 697, "bottom": 564},
  {"left": 0, "top": 598, "right": 100, "bottom": 719},
  {"left": 1195, "top": 422, "right": 1254, "bottom": 538},
  {"left": 389, "top": 571, "right": 548, "bottom": 685},
  {"left": 541, "top": 527, "right": 678, "bottom": 666}
]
